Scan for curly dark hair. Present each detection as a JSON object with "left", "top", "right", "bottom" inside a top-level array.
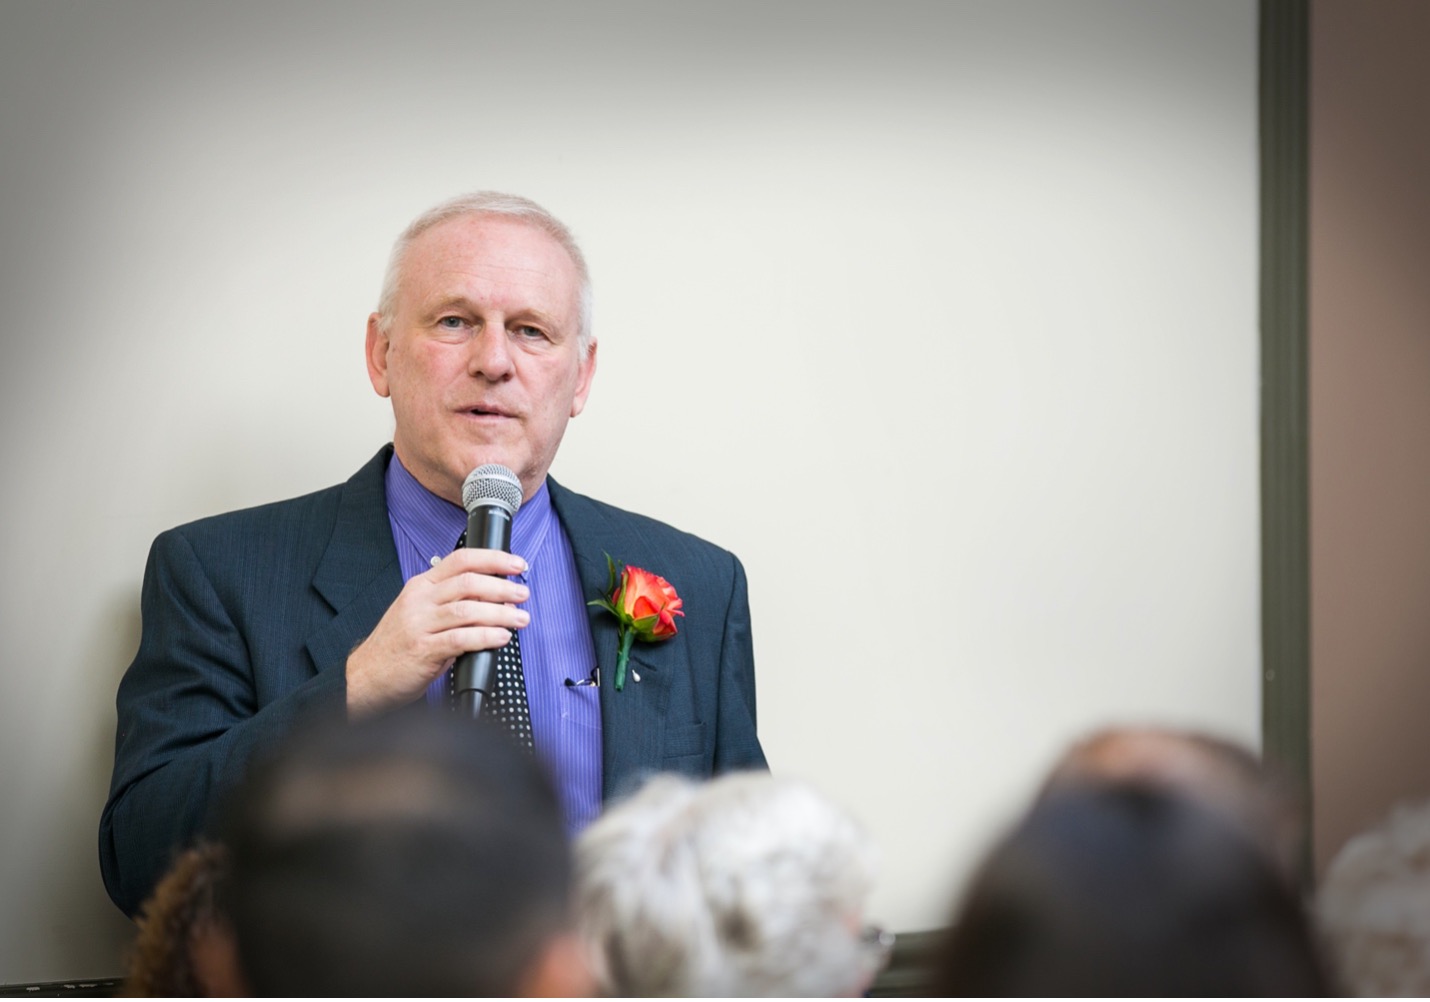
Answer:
[{"left": 123, "top": 842, "right": 231, "bottom": 996}]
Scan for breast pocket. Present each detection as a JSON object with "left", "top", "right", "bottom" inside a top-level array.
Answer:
[{"left": 661, "top": 722, "right": 708, "bottom": 775}]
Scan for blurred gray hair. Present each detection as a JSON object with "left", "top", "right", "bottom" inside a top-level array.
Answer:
[
  {"left": 575, "top": 772, "right": 880, "bottom": 997},
  {"left": 1318, "top": 798, "right": 1430, "bottom": 996},
  {"left": 375, "top": 191, "right": 593, "bottom": 353}
]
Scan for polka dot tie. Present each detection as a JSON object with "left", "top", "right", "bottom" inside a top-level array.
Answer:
[
  {"left": 488, "top": 626, "right": 534, "bottom": 752},
  {"left": 452, "top": 531, "right": 535, "bottom": 754}
]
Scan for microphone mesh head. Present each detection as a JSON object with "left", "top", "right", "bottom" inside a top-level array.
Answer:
[{"left": 461, "top": 464, "right": 523, "bottom": 515}]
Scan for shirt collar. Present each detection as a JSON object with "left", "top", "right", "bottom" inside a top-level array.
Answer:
[
  {"left": 386, "top": 453, "right": 557, "bottom": 568},
  {"left": 510, "top": 475, "right": 555, "bottom": 567},
  {"left": 385, "top": 453, "right": 466, "bottom": 556}
]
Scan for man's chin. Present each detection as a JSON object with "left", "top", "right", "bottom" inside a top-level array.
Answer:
[
  {"left": 451, "top": 453, "right": 541, "bottom": 500},
  {"left": 458, "top": 452, "right": 518, "bottom": 477}
]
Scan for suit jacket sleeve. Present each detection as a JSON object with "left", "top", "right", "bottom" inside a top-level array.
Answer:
[
  {"left": 98, "top": 526, "right": 346, "bottom": 916},
  {"left": 713, "top": 553, "right": 766, "bottom": 772}
]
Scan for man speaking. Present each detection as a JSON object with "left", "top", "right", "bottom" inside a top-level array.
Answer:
[{"left": 100, "top": 192, "right": 766, "bottom": 916}]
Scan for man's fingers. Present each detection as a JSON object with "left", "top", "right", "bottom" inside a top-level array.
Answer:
[
  {"left": 436, "top": 599, "right": 530, "bottom": 631},
  {"left": 429, "top": 547, "right": 527, "bottom": 580},
  {"left": 443, "top": 626, "right": 514, "bottom": 656},
  {"left": 428, "top": 571, "right": 529, "bottom": 607},
  {"left": 345, "top": 551, "right": 529, "bottom": 718}
]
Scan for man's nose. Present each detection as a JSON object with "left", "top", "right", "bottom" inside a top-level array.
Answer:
[{"left": 467, "top": 324, "right": 514, "bottom": 380}]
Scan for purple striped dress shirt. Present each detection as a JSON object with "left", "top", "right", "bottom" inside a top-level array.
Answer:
[{"left": 384, "top": 454, "right": 603, "bottom": 832}]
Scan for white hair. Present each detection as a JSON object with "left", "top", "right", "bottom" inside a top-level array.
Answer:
[
  {"left": 575, "top": 772, "right": 880, "bottom": 997},
  {"left": 1318, "top": 798, "right": 1430, "bottom": 995},
  {"left": 375, "top": 191, "right": 593, "bottom": 353}
]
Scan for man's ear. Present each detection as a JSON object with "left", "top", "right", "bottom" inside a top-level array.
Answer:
[
  {"left": 515, "top": 931, "right": 595, "bottom": 997},
  {"left": 569, "top": 339, "right": 598, "bottom": 418},
  {"left": 366, "top": 313, "right": 392, "bottom": 398}
]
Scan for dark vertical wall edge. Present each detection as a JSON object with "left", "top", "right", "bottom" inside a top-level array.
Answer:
[{"left": 1258, "top": 0, "right": 1312, "bottom": 882}]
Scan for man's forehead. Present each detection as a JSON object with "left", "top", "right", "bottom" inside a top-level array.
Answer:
[
  {"left": 410, "top": 213, "right": 573, "bottom": 268},
  {"left": 399, "top": 214, "right": 580, "bottom": 299}
]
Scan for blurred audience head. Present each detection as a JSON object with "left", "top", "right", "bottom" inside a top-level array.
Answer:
[
  {"left": 933, "top": 783, "right": 1332, "bottom": 996},
  {"left": 124, "top": 841, "right": 242, "bottom": 996},
  {"left": 221, "top": 713, "right": 589, "bottom": 996},
  {"left": 1041, "top": 724, "right": 1302, "bottom": 880},
  {"left": 1318, "top": 798, "right": 1430, "bottom": 995},
  {"left": 576, "top": 771, "right": 884, "bottom": 996}
]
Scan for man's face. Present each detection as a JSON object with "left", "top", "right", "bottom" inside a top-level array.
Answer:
[{"left": 366, "top": 214, "right": 596, "bottom": 503}]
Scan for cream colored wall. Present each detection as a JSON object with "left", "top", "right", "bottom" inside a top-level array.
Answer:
[
  {"left": 1310, "top": 0, "right": 1430, "bottom": 873},
  {"left": 0, "top": 0, "right": 1259, "bottom": 982}
]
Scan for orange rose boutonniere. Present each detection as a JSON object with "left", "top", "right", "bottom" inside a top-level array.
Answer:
[{"left": 588, "top": 554, "right": 684, "bottom": 691}]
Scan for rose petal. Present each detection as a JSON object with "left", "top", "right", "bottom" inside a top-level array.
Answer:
[{"left": 602, "top": 564, "right": 683, "bottom": 640}]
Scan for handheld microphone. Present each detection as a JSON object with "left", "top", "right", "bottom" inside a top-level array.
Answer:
[{"left": 451, "top": 464, "right": 523, "bottom": 719}]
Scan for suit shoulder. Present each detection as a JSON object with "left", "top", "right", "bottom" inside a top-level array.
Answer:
[
  {"left": 155, "top": 448, "right": 390, "bottom": 554},
  {"left": 158, "top": 480, "right": 348, "bottom": 552},
  {"left": 547, "top": 479, "right": 743, "bottom": 574}
]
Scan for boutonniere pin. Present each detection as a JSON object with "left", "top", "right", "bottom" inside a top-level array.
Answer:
[{"left": 588, "top": 554, "right": 684, "bottom": 691}]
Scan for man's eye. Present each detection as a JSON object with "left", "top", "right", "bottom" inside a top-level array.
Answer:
[
  {"left": 515, "top": 325, "right": 546, "bottom": 340},
  {"left": 437, "top": 316, "right": 466, "bottom": 330}
]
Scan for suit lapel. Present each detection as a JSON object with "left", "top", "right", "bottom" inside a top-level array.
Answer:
[
  {"left": 548, "top": 479, "right": 672, "bottom": 798},
  {"left": 305, "top": 447, "right": 404, "bottom": 675}
]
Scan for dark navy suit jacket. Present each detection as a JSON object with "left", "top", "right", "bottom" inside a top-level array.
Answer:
[{"left": 99, "top": 446, "right": 765, "bottom": 915}]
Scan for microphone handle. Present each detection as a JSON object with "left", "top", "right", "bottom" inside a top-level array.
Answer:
[{"left": 452, "top": 503, "right": 514, "bottom": 720}]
